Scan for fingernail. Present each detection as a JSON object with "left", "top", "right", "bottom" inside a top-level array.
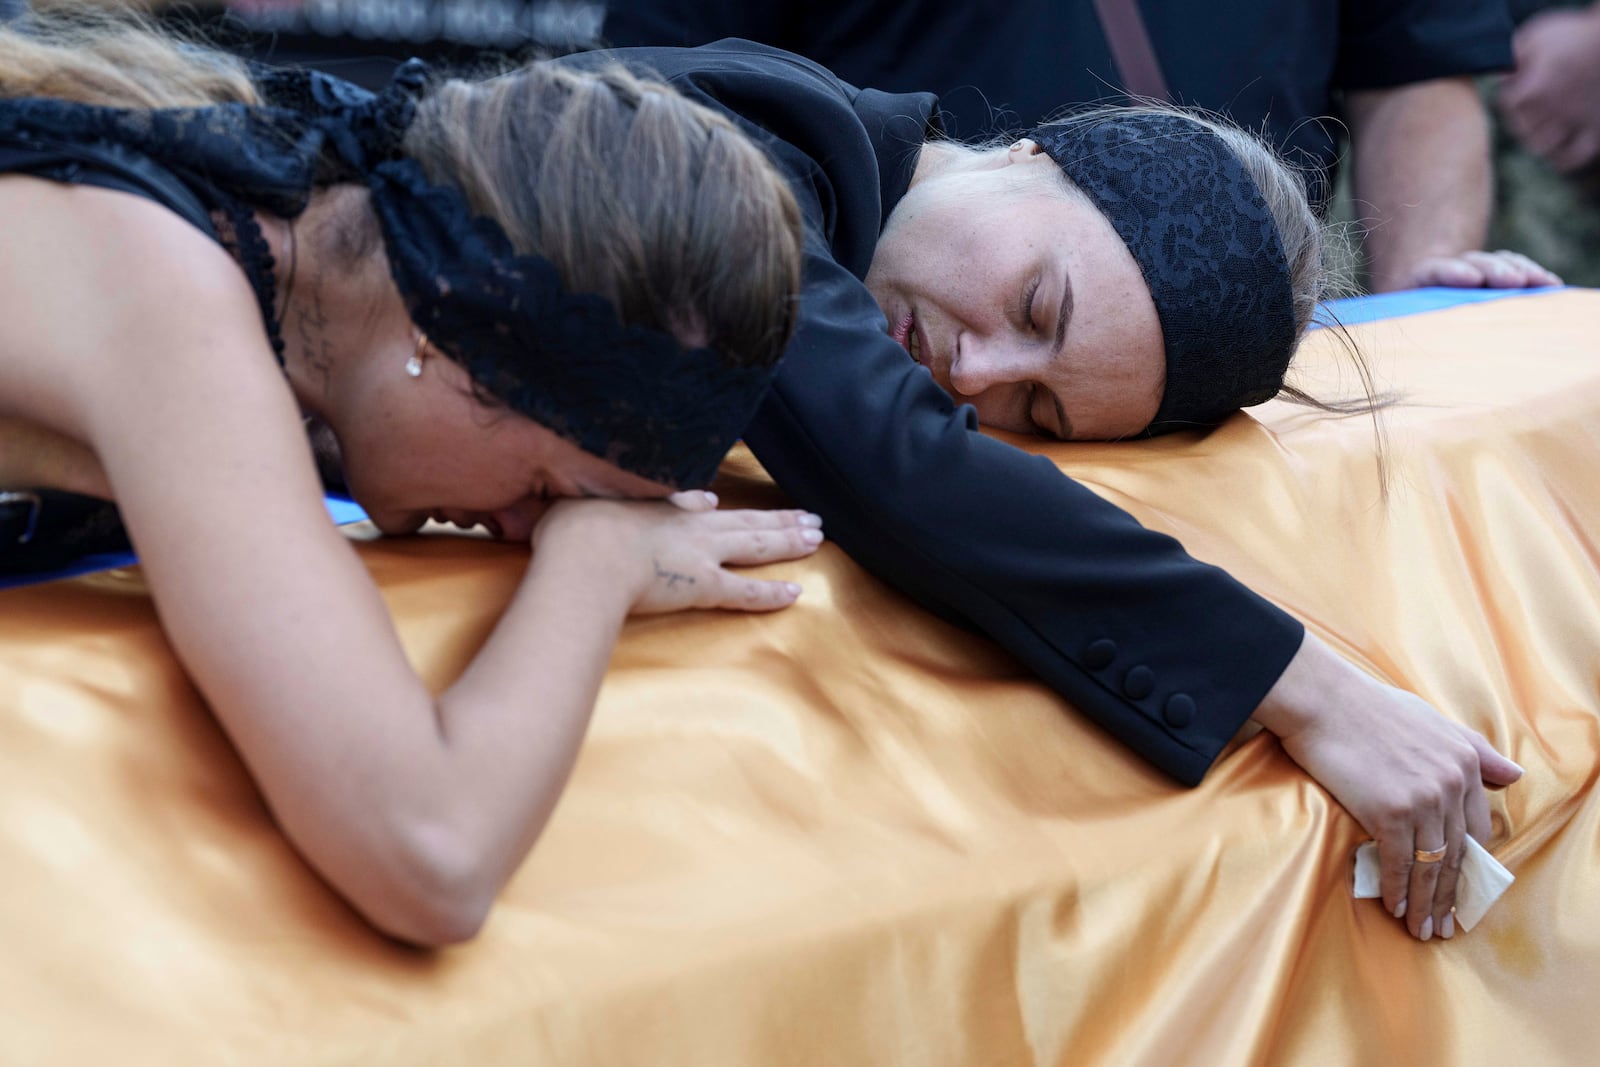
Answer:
[
  {"left": 1510, "top": 760, "right": 1526, "bottom": 776},
  {"left": 1441, "top": 912, "right": 1455, "bottom": 939},
  {"left": 1394, "top": 900, "right": 1407, "bottom": 920},
  {"left": 1420, "top": 916, "right": 1433, "bottom": 942},
  {"left": 704, "top": 492, "right": 718, "bottom": 505},
  {"left": 799, "top": 513, "right": 824, "bottom": 527},
  {"left": 801, "top": 529, "right": 824, "bottom": 544},
  {"left": 785, "top": 582, "right": 802, "bottom": 596}
]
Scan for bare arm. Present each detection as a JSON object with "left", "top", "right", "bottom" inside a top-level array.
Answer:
[
  {"left": 1348, "top": 77, "right": 1560, "bottom": 291},
  {"left": 1348, "top": 78, "right": 1489, "bottom": 290},
  {"left": 1, "top": 181, "right": 820, "bottom": 945}
]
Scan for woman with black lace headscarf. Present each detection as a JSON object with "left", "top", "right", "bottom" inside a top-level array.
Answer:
[{"left": 571, "top": 39, "right": 1523, "bottom": 946}]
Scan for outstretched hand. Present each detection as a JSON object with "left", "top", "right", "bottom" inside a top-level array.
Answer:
[
  {"left": 535, "top": 491, "right": 824, "bottom": 615},
  {"left": 1401, "top": 249, "right": 1561, "bottom": 290},
  {"left": 1253, "top": 634, "right": 1524, "bottom": 942}
]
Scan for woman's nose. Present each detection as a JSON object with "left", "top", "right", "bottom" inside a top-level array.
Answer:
[
  {"left": 496, "top": 499, "right": 551, "bottom": 543},
  {"left": 947, "top": 334, "right": 1013, "bottom": 397}
]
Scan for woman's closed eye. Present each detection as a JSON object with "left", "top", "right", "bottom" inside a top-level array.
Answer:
[
  {"left": 1026, "top": 381, "right": 1071, "bottom": 440},
  {"left": 1020, "top": 275, "right": 1042, "bottom": 334},
  {"left": 1023, "top": 382, "right": 1047, "bottom": 436}
]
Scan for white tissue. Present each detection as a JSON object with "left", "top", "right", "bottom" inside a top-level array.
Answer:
[{"left": 1351, "top": 836, "right": 1514, "bottom": 932}]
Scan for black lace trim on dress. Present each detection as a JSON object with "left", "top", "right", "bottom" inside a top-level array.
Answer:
[{"left": 213, "top": 202, "right": 286, "bottom": 368}]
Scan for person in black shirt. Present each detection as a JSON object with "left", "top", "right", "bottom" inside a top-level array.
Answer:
[{"left": 605, "top": 0, "right": 1560, "bottom": 292}]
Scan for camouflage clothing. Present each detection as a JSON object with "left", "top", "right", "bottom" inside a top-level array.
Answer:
[
  {"left": 1486, "top": 1, "right": 1600, "bottom": 286},
  {"left": 1488, "top": 126, "right": 1600, "bottom": 286}
]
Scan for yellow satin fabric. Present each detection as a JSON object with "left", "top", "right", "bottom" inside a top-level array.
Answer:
[{"left": 3, "top": 291, "right": 1599, "bottom": 1065}]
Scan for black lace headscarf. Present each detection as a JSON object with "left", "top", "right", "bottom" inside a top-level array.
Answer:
[
  {"left": 1030, "top": 113, "right": 1297, "bottom": 435},
  {"left": 0, "top": 61, "right": 775, "bottom": 487}
]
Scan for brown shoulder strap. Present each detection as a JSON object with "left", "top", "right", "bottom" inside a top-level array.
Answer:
[{"left": 1089, "top": 0, "right": 1172, "bottom": 103}]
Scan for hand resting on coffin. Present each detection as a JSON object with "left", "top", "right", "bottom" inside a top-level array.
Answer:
[
  {"left": 1398, "top": 249, "right": 1561, "bottom": 291},
  {"left": 537, "top": 490, "right": 818, "bottom": 616},
  {"left": 1252, "top": 632, "right": 1524, "bottom": 942}
]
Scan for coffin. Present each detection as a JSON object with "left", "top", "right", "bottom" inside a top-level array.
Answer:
[{"left": 3, "top": 288, "right": 1596, "bottom": 1065}]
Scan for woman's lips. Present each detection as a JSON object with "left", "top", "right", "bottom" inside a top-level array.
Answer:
[
  {"left": 892, "top": 309, "right": 931, "bottom": 368},
  {"left": 890, "top": 310, "right": 915, "bottom": 356}
]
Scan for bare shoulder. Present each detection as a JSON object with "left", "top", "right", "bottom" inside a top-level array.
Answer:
[{"left": 0, "top": 175, "right": 263, "bottom": 433}]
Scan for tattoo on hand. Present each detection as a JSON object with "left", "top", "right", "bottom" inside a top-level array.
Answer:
[{"left": 654, "top": 559, "right": 695, "bottom": 588}]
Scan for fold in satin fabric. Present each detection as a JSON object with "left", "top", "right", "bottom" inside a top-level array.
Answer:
[{"left": 2, "top": 291, "right": 1599, "bottom": 1065}]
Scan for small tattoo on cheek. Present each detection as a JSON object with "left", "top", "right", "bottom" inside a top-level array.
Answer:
[{"left": 653, "top": 559, "right": 695, "bottom": 588}]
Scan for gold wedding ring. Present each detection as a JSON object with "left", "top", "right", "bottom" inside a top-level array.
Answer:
[{"left": 1414, "top": 845, "right": 1448, "bottom": 863}]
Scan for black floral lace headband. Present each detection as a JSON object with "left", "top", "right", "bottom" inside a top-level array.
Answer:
[
  {"left": 302, "top": 60, "right": 776, "bottom": 488},
  {"left": 1030, "top": 114, "right": 1296, "bottom": 434},
  {"left": 0, "top": 60, "right": 775, "bottom": 488}
]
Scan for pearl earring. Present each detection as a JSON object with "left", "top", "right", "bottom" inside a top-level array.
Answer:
[{"left": 405, "top": 333, "right": 427, "bottom": 378}]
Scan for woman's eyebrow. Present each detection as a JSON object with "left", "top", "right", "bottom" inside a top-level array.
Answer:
[{"left": 1043, "top": 265, "right": 1076, "bottom": 439}]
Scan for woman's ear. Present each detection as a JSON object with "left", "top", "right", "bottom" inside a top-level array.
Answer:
[{"left": 1005, "top": 138, "right": 1051, "bottom": 165}]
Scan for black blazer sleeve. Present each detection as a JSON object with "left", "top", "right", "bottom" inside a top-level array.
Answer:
[{"left": 742, "top": 233, "right": 1306, "bottom": 786}]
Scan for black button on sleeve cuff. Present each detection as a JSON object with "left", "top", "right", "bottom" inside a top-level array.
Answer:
[
  {"left": 1084, "top": 638, "right": 1117, "bottom": 670},
  {"left": 1122, "top": 665, "right": 1155, "bottom": 700}
]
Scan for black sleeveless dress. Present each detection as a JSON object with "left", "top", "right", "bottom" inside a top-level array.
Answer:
[
  {"left": 0, "top": 138, "right": 214, "bottom": 575},
  {"left": 0, "top": 69, "right": 375, "bottom": 577}
]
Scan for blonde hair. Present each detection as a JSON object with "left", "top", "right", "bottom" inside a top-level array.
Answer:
[{"left": 0, "top": 9, "right": 259, "bottom": 108}]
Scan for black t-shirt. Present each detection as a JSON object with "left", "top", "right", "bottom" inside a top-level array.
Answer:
[
  {"left": 1506, "top": 0, "right": 1585, "bottom": 23},
  {"left": 606, "top": 0, "right": 1514, "bottom": 201}
]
